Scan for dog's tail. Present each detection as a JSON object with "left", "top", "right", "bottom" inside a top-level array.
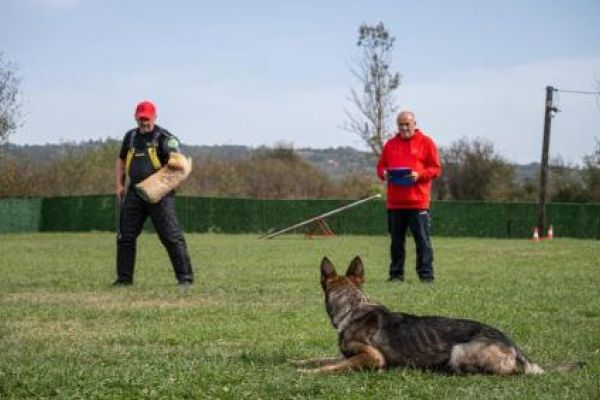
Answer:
[
  {"left": 544, "top": 361, "right": 585, "bottom": 373},
  {"left": 515, "top": 347, "right": 584, "bottom": 374},
  {"left": 515, "top": 347, "right": 545, "bottom": 374}
]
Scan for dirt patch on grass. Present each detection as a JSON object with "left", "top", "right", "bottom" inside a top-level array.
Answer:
[
  {"left": 4, "top": 291, "right": 221, "bottom": 311},
  {"left": 5, "top": 318, "right": 96, "bottom": 343}
]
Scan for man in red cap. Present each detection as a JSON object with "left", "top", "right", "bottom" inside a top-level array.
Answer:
[
  {"left": 113, "top": 100, "right": 194, "bottom": 286},
  {"left": 377, "top": 111, "right": 441, "bottom": 283}
]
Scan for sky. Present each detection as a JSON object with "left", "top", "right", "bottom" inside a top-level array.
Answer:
[{"left": 1, "top": 0, "right": 599, "bottom": 164}]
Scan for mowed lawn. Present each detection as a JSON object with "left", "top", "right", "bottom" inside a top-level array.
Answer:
[{"left": 0, "top": 233, "right": 599, "bottom": 399}]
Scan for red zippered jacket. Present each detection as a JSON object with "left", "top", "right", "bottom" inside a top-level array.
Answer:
[{"left": 376, "top": 129, "right": 441, "bottom": 210}]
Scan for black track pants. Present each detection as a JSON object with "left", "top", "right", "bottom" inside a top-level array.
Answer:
[
  {"left": 116, "top": 189, "right": 194, "bottom": 283},
  {"left": 387, "top": 209, "right": 434, "bottom": 280}
]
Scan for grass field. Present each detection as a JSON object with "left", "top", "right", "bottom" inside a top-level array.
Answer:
[{"left": 0, "top": 233, "right": 599, "bottom": 399}]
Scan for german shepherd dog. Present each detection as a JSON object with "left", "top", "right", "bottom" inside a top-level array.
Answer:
[{"left": 294, "top": 256, "right": 579, "bottom": 375}]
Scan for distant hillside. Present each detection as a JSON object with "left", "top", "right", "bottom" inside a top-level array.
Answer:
[
  {"left": 1, "top": 140, "right": 121, "bottom": 165},
  {"left": 297, "top": 147, "right": 376, "bottom": 179},
  {"left": 2, "top": 141, "right": 539, "bottom": 182},
  {"left": 184, "top": 145, "right": 376, "bottom": 179},
  {"left": 1, "top": 141, "right": 376, "bottom": 179}
]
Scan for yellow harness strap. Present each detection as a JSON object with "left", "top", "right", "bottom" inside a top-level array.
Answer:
[
  {"left": 147, "top": 146, "right": 162, "bottom": 170},
  {"left": 125, "top": 149, "right": 134, "bottom": 175},
  {"left": 125, "top": 130, "right": 163, "bottom": 177}
]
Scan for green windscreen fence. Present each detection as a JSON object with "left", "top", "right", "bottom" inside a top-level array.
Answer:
[
  {"left": 0, "top": 197, "right": 42, "bottom": 234},
  {"left": 0, "top": 195, "right": 599, "bottom": 238},
  {"left": 545, "top": 203, "right": 600, "bottom": 239},
  {"left": 40, "top": 195, "right": 117, "bottom": 232}
]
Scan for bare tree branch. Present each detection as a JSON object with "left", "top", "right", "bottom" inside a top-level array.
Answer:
[
  {"left": 0, "top": 52, "right": 23, "bottom": 142},
  {"left": 343, "top": 23, "right": 401, "bottom": 157}
]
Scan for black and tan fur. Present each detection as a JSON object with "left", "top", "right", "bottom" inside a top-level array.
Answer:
[{"left": 295, "top": 256, "right": 554, "bottom": 375}]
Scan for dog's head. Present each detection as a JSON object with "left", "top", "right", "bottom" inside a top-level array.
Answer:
[
  {"left": 320, "top": 256, "right": 366, "bottom": 327},
  {"left": 320, "top": 256, "right": 365, "bottom": 293}
]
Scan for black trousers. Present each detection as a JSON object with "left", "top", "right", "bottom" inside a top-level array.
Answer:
[
  {"left": 388, "top": 209, "right": 434, "bottom": 281},
  {"left": 116, "top": 189, "right": 194, "bottom": 283}
]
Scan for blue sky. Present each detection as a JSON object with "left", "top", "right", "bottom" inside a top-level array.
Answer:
[{"left": 1, "top": 0, "right": 599, "bottom": 164}]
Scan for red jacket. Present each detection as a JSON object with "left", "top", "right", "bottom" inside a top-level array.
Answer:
[{"left": 377, "top": 129, "right": 441, "bottom": 210}]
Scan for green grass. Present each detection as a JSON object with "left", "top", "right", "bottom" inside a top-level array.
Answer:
[{"left": 0, "top": 233, "right": 599, "bottom": 399}]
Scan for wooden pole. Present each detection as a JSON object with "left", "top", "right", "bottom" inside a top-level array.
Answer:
[{"left": 537, "top": 85, "right": 557, "bottom": 236}]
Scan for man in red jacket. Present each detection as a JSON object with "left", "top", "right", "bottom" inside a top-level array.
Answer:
[{"left": 377, "top": 111, "right": 442, "bottom": 283}]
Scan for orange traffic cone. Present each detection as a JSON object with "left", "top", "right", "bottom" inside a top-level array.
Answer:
[
  {"left": 532, "top": 227, "right": 540, "bottom": 242},
  {"left": 547, "top": 225, "right": 554, "bottom": 240}
]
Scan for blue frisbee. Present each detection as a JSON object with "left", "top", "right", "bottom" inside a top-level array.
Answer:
[{"left": 387, "top": 167, "right": 414, "bottom": 186}]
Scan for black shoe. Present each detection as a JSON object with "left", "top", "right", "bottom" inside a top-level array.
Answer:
[
  {"left": 388, "top": 276, "right": 405, "bottom": 283},
  {"left": 419, "top": 278, "right": 434, "bottom": 284},
  {"left": 112, "top": 279, "right": 133, "bottom": 287},
  {"left": 178, "top": 281, "right": 193, "bottom": 292}
]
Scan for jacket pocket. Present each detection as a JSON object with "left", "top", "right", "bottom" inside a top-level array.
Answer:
[{"left": 388, "top": 183, "right": 423, "bottom": 203}]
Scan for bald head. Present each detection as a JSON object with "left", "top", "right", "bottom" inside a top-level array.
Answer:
[{"left": 397, "top": 111, "right": 417, "bottom": 139}]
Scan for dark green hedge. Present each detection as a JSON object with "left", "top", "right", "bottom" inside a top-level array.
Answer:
[
  {"left": 0, "top": 197, "right": 42, "bottom": 234},
  {"left": 1, "top": 195, "right": 598, "bottom": 239}
]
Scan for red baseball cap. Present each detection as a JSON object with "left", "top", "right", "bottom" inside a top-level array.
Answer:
[{"left": 134, "top": 101, "right": 156, "bottom": 119}]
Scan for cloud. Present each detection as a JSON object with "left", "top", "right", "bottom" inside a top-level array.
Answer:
[
  {"left": 26, "top": 0, "right": 83, "bottom": 9},
  {"left": 401, "top": 56, "right": 600, "bottom": 163},
  {"left": 15, "top": 68, "right": 356, "bottom": 150},
  {"left": 12, "top": 54, "right": 600, "bottom": 165}
]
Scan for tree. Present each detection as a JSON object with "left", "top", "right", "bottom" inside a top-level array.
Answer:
[
  {"left": 238, "top": 145, "right": 334, "bottom": 199},
  {"left": 345, "top": 23, "right": 401, "bottom": 157},
  {"left": 581, "top": 139, "right": 600, "bottom": 202},
  {"left": 437, "top": 137, "right": 519, "bottom": 201},
  {"left": 183, "top": 157, "right": 244, "bottom": 197},
  {"left": 0, "top": 141, "right": 119, "bottom": 197},
  {"left": 0, "top": 53, "right": 23, "bottom": 142},
  {"left": 183, "top": 144, "right": 337, "bottom": 199},
  {"left": 546, "top": 156, "right": 587, "bottom": 203},
  {"left": 335, "top": 172, "right": 381, "bottom": 199}
]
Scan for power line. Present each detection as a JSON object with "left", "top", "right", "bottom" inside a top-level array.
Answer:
[{"left": 554, "top": 88, "right": 600, "bottom": 95}]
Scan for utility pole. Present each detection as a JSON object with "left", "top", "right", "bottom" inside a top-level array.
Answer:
[{"left": 537, "top": 86, "right": 558, "bottom": 235}]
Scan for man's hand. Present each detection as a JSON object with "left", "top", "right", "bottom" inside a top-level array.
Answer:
[
  {"left": 381, "top": 170, "right": 388, "bottom": 181},
  {"left": 116, "top": 184, "right": 125, "bottom": 201},
  {"left": 409, "top": 171, "right": 419, "bottom": 182}
]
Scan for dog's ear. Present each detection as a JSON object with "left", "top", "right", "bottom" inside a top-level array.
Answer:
[
  {"left": 320, "top": 256, "right": 337, "bottom": 280},
  {"left": 345, "top": 256, "right": 365, "bottom": 286}
]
